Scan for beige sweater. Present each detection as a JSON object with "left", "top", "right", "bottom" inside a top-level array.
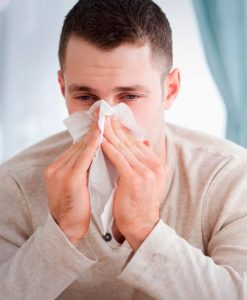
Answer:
[{"left": 0, "top": 123, "right": 247, "bottom": 300}]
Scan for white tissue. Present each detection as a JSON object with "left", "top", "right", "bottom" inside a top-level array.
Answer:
[{"left": 63, "top": 100, "right": 148, "bottom": 236}]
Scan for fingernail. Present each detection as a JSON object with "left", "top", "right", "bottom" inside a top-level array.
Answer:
[{"left": 144, "top": 140, "right": 150, "bottom": 146}]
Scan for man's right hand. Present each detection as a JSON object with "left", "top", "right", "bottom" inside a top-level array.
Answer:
[{"left": 43, "top": 121, "right": 101, "bottom": 246}]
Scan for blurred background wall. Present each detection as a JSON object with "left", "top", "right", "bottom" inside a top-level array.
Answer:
[{"left": 0, "top": 0, "right": 228, "bottom": 162}]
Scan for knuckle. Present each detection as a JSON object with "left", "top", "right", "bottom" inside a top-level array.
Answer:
[
  {"left": 143, "top": 170, "right": 155, "bottom": 181},
  {"left": 125, "top": 139, "right": 134, "bottom": 148},
  {"left": 136, "top": 140, "right": 144, "bottom": 147},
  {"left": 69, "top": 143, "right": 79, "bottom": 152},
  {"left": 77, "top": 134, "right": 87, "bottom": 145},
  {"left": 86, "top": 132, "right": 98, "bottom": 145},
  {"left": 159, "top": 165, "right": 168, "bottom": 177},
  {"left": 161, "top": 165, "right": 168, "bottom": 176},
  {"left": 64, "top": 171, "right": 84, "bottom": 190},
  {"left": 43, "top": 164, "right": 56, "bottom": 178},
  {"left": 54, "top": 170, "right": 64, "bottom": 181},
  {"left": 117, "top": 141, "right": 126, "bottom": 150},
  {"left": 77, "top": 139, "right": 86, "bottom": 149},
  {"left": 152, "top": 161, "right": 167, "bottom": 176},
  {"left": 153, "top": 162, "right": 163, "bottom": 173}
]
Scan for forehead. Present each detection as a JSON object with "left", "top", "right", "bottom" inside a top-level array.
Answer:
[{"left": 64, "top": 37, "right": 160, "bottom": 80}]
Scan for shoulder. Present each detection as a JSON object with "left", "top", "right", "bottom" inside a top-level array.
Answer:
[
  {"left": 166, "top": 122, "right": 247, "bottom": 159},
  {"left": 0, "top": 131, "right": 72, "bottom": 179},
  {"left": 166, "top": 122, "right": 247, "bottom": 172},
  {"left": 166, "top": 123, "right": 247, "bottom": 244},
  {"left": 166, "top": 123, "right": 247, "bottom": 208}
]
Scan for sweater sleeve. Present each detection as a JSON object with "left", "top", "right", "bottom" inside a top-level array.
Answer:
[
  {"left": 118, "top": 158, "right": 247, "bottom": 300},
  {"left": 0, "top": 174, "right": 97, "bottom": 300}
]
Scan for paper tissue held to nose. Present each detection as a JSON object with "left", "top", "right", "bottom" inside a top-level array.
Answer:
[{"left": 63, "top": 100, "right": 148, "bottom": 236}]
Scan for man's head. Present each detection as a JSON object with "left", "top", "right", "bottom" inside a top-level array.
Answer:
[
  {"left": 58, "top": 0, "right": 180, "bottom": 153},
  {"left": 58, "top": 0, "right": 173, "bottom": 75}
]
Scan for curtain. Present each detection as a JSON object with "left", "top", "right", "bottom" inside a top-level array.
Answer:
[{"left": 192, "top": 0, "right": 247, "bottom": 147}]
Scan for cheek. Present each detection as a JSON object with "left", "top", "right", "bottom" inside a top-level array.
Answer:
[
  {"left": 65, "top": 95, "right": 89, "bottom": 115},
  {"left": 66, "top": 101, "right": 80, "bottom": 115},
  {"left": 131, "top": 99, "right": 164, "bottom": 132}
]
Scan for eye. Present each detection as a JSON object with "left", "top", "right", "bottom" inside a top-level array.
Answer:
[
  {"left": 75, "top": 95, "right": 98, "bottom": 101},
  {"left": 122, "top": 94, "right": 140, "bottom": 101}
]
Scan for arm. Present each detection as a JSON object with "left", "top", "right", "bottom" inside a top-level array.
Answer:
[
  {"left": 118, "top": 158, "right": 247, "bottom": 300},
  {"left": 0, "top": 174, "right": 96, "bottom": 300}
]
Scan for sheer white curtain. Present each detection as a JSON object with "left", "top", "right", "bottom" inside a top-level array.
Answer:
[{"left": 0, "top": 0, "right": 77, "bottom": 162}]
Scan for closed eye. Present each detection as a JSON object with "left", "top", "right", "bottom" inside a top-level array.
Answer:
[
  {"left": 75, "top": 94, "right": 98, "bottom": 101},
  {"left": 120, "top": 94, "right": 141, "bottom": 101},
  {"left": 74, "top": 94, "right": 141, "bottom": 102}
]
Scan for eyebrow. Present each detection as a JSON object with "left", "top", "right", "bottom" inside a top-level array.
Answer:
[{"left": 68, "top": 84, "right": 151, "bottom": 94}]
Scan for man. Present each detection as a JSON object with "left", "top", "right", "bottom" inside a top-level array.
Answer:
[{"left": 0, "top": 0, "right": 246, "bottom": 299}]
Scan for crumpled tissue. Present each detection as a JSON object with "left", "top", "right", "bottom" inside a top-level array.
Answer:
[{"left": 63, "top": 100, "right": 148, "bottom": 236}]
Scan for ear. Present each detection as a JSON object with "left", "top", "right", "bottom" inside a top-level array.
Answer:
[
  {"left": 163, "top": 68, "right": 181, "bottom": 110},
  {"left": 57, "top": 70, "right": 65, "bottom": 97}
]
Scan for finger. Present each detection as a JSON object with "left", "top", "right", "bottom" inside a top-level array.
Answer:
[
  {"left": 111, "top": 116, "right": 135, "bottom": 137},
  {"left": 110, "top": 118, "right": 163, "bottom": 173},
  {"left": 101, "top": 138, "right": 134, "bottom": 176},
  {"left": 72, "top": 127, "right": 102, "bottom": 174},
  {"left": 92, "top": 107, "right": 100, "bottom": 122},
  {"left": 104, "top": 117, "right": 165, "bottom": 175},
  {"left": 111, "top": 118, "right": 154, "bottom": 164},
  {"left": 61, "top": 124, "right": 101, "bottom": 171},
  {"left": 135, "top": 139, "right": 167, "bottom": 174},
  {"left": 54, "top": 122, "right": 97, "bottom": 167},
  {"left": 55, "top": 142, "right": 87, "bottom": 173},
  {"left": 50, "top": 142, "right": 82, "bottom": 171},
  {"left": 105, "top": 119, "right": 144, "bottom": 172},
  {"left": 52, "top": 123, "right": 99, "bottom": 176},
  {"left": 112, "top": 118, "right": 166, "bottom": 168},
  {"left": 103, "top": 117, "right": 124, "bottom": 150},
  {"left": 112, "top": 119, "right": 158, "bottom": 158},
  {"left": 78, "top": 121, "right": 99, "bottom": 146}
]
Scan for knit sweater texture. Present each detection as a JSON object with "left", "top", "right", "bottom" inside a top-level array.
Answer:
[{"left": 0, "top": 123, "right": 247, "bottom": 300}]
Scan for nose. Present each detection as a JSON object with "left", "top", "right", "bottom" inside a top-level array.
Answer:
[
  {"left": 92, "top": 98, "right": 116, "bottom": 122},
  {"left": 101, "top": 97, "right": 116, "bottom": 107}
]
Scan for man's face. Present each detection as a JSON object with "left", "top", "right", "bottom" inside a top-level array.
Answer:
[{"left": 58, "top": 37, "right": 180, "bottom": 151}]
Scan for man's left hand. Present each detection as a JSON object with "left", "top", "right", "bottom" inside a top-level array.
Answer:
[{"left": 101, "top": 117, "right": 167, "bottom": 251}]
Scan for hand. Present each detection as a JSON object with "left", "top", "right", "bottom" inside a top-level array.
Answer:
[
  {"left": 101, "top": 117, "right": 167, "bottom": 251},
  {"left": 43, "top": 121, "right": 101, "bottom": 246}
]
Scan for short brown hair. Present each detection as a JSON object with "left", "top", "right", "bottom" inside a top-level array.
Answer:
[{"left": 58, "top": 0, "right": 173, "bottom": 74}]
